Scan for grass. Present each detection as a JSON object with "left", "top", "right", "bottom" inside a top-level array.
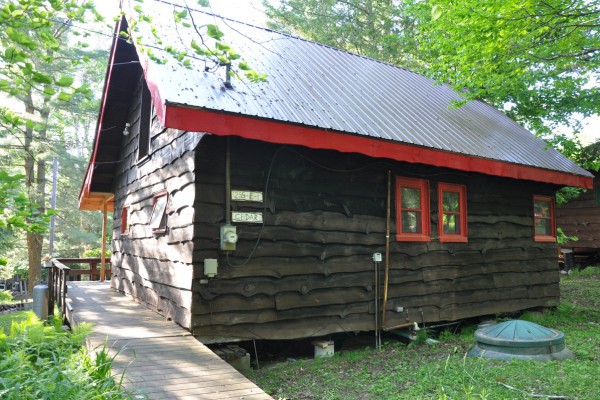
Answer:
[
  {"left": 248, "top": 267, "right": 600, "bottom": 399},
  {"left": 0, "top": 310, "right": 29, "bottom": 334}
]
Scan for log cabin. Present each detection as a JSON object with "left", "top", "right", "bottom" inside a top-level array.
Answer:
[
  {"left": 79, "top": 3, "right": 593, "bottom": 343},
  {"left": 557, "top": 168, "right": 600, "bottom": 268}
]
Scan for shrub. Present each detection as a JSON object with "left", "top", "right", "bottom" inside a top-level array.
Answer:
[
  {"left": 0, "top": 290, "right": 12, "bottom": 303},
  {"left": 0, "top": 311, "right": 129, "bottom": 399}
]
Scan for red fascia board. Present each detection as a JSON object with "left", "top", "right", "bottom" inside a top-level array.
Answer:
[
  {"left": 164, "top": 105, "right": 593, "bottom": 189},
  {"left": 78, "top": 17, "right": 124, "bottom": 209}
]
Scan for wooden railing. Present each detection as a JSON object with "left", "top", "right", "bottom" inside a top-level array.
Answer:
[
  {"left": 46, "top": 259, "right": 70, "bottom": 322},
  {"left": 46, "top": 258, "right": 111, "bottom": 322},
  {"left": 54, "top": 258, "right": 111, "bottom": 281}
]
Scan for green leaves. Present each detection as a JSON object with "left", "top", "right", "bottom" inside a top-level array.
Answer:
[
  {"left": 431, "top": 5, "right": 442, "bottom": 20},
  {"left": 134, "top": 5, "right": 265, "bottom": 84},
  {"left": 54, "top": 75, "right": 73, "bottom": 87},
  {"left": 411, "top": 0, "right": 600, "bottom": 137},
  {"left": 206, "top": 24, "right": 225, "bottom": 40},
  {"left": 0, "top": 171, "right": 52, "bottom": 234},
  {"left": 0, "top": 312, "right": 128, "bottom": 398}
]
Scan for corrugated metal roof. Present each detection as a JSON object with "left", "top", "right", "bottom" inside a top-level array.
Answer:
[{"left": 130, "top": 0, "right": 591, "bottom": 178}]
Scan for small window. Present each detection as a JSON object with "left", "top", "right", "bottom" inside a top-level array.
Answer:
[
  {"left": 121, "top": 207, "right": 130, "bottom": 236},
  {"left": 438, "top": 183, "right": 468, "bottom": 242},
  {"left": 534, "top": 195, "right": 555, "bottom": 242},
  {"left": 137, "top": 81, "right": 152, "bottom": 162},
  {"left": 395, "top": 177, "right": 430, "bottom": 242},
  {"left": 148, "top": 191, "right": 168, "bottom": 233}
]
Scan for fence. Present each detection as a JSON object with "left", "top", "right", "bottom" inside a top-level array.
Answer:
[{"left": 46, "top": 258, "right": 111, "bottom": 322}]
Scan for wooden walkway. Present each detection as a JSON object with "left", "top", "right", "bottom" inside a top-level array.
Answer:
[{"left": 66, "top": 281, "right": 272, "bottom": 400}]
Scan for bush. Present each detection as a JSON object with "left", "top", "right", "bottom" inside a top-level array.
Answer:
[
  {"left": 0, "top": 290, "right": 12, "bottom": 303},
  {"left": 82, "top": 248, "right": 111, "bottom": 258},
  {"left": 0, "top": 311, "right": 129, "bottom": 399}
]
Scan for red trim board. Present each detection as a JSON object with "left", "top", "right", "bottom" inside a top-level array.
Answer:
[{"left": 164, "top": 105, "right": 593, "bottom": 189}]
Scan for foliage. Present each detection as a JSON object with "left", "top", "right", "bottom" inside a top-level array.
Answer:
[
  {"left": 0, "top": 171, "right": 52, "bottom": 234},
  {"left": 0, "top": 290, "right": 13, "bottom": 303},
  {"left": 0, "top": 1, "right": 108, "bottom": 283},
  {"left": 249, "top": 272, "right": 600, "bottom": 399},
  {"left": 0, "top": 0, "right": 100, "bottom": 107},
  {"left": 128, "top": 0, "right": 266, "bottom": 83},
  {"left": 556, "top": 226, "right": 579, "bottom": 245},
  {"left": 0, "top": 310, "right": 28, "bottom": 333},
  {"left": 82, "top": 247, "right": 111, "bottom": 258},
  {"left": 409, "top": 0, "right": 599, "bottom": 137},
  {"left": 0, "top": 311, "right": 129, "bottom": 399},
  {"left": 264, "top": 0, "right": 599, "bottom": 166},
  {"left": 578, "top": 139, "right": 600, "bottom": 170},
  {"left": 264, "top": 0, "right": 422, "bottom": 70}
]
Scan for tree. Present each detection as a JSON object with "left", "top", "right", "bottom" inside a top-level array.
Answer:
[
  {"left": 264, "top": 0, "right": 422, "bottom": 70},
  {"left": 412, "top": 0, "right": 600, "bottom": 141},
  {"left": 264, "top": 0, "right": 599, "bottom": 149},
  {"left": 0, "top": 0, "right": 101, "bottom": 291}
]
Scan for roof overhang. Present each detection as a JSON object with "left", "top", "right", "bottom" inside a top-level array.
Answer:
[
  {"left": 80, "top": 192, "right": 114, "bottom": 212},
  {"left": 79, "top": 13, "right": 593, "bottom": 211},
  {"left": 79, "top": 17, "right": 137, "bottom": 212},
  {"left": 163, "top": 103, "right": 594, "bottom": 190}
]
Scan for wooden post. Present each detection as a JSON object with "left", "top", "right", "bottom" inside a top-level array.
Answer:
[
  {"left": 100, "top": 200, "right": 108, "bottom": 282},
  {"left": 90, "top": 261, "right": 98, "bottom": 281}
]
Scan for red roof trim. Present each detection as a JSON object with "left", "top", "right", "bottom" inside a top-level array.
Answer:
[
  {"left": 164, "top": 105, "right": 593, "bottom": 189},
  {"left": 78, "top": 17, "right": 124, "bottom": 208}
]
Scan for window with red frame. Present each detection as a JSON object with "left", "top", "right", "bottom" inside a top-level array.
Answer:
[
  {"left": 438, "top": 183, "right": 467, "bottom": 242},
  {"left": 121, "top": 206, "right": 129, "bottom": 236},
  {"left": 533, "top": 195, "right": 555, "bottom": 242},
  {"left": 395, "top": 177, "right": 430, "bottom": 242},
  {"left": 148, "top": 191, "right": 168, "bottom": 233}
]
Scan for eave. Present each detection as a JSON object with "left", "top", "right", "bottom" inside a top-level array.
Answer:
[{"left": 164, "top": 104, "right": 594, "bottom": 190}]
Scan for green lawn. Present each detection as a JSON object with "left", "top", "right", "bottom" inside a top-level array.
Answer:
[
  {"left": 0, "top": 310, "right": 29, "bottom": 334},
  {"left": 248, "top": 267, "right": 600, "bottom": 399}
]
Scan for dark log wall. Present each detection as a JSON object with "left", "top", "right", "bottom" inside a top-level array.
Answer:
[
  {"left": 110, "top": 75, "right": 202, "bottom": 329},
  {"left": 191, "top": 136, "right": 560, "bottom": 342},
  {"left": 557, "top": 171, "right": 600, "bottom": 249}
]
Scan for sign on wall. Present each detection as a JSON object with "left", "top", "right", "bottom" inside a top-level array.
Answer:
[
  {"left": 231, "top": 211, "right": 263, "bottom": 224},
  {"left": 231, "top": 190, "right": 263, "bottom": 202}
]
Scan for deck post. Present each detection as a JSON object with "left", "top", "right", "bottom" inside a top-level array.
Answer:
[{"left": 100, "top": 200, "right": 108, "bottom": 282}]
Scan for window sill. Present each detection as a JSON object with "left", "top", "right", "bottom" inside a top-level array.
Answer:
[
  {"left": 534, "top": 235, "right": 556, "bottom": 242},
  {"left": 396, "top": 234, "right": 431, "bottom": 242},
  {"left": 439, "top": 236, "right": 468, "bottom": 243}
]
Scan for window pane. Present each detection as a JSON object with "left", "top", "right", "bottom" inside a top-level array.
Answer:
[
  {"left": 443, "top": 214, "right": 460, "bottom": 234},
  {"left": 442, "top": 191, "right": 460, "bottom": 212},
  {"left": 401, "top": 187, "right": 421, "bottom": 209},
  {"left": 535, "top": 219, "right": 551, "bottom": 235},
  {"left": 534, "top": 199, "right": 550, "bottom": 218},
  {"left": 149, "top": 195, "right": 167, "bottom": 229},
  {"left": 402, "top": 211, "right": 421, "bottom": 233}
]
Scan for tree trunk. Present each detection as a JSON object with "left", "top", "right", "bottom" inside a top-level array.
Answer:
[{"left": 23, "top": 90, "right": 49, "bottom": 294}]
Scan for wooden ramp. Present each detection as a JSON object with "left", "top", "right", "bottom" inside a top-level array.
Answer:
[{"left": 66, "top": 281, "right": 272, "bottom": 400}]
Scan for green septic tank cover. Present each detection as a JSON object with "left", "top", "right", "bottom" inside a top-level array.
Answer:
[{"left": 467, "top": 320, "right": 575, "bottom": 361}]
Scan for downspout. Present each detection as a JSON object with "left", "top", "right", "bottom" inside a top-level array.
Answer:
[{"left": 381, "top": 170, "right": 391, "bottom": 329}]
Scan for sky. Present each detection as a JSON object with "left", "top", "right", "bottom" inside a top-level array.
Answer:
[
  {"left": 93, "top": 0, "right": 599, "bottom": 146},
  {"left": 96, "top": 0, "right": 267, "bottom": 26}
]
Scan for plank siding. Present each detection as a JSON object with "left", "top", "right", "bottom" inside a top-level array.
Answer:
[
  {"left": 557, "top": 171, "right": 600, "bottom": 249},
  {"left": 191, "top": 136, "right": 560, "bottom": 342},
  {"left": 110, "top": 76, "right": 202, "bottom": 329}
]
